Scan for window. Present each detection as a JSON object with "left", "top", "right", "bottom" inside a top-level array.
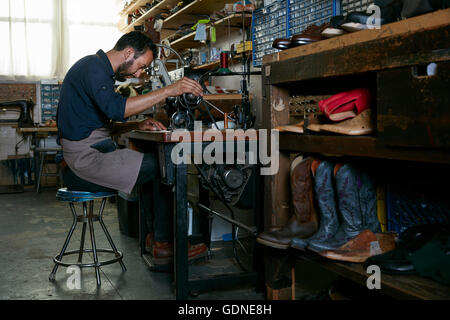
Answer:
[{"left": 0, "top": 0, "right": 122, "bottom": 80}]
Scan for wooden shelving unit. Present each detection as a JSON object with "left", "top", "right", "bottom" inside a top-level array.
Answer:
[
  {"left": 297, "top": 251, "right": 450, "bottom": 300},
  {"left": 119, "top": 0, "right": 181, "bottom": 33},
  {"left": 159, "top": 0, "right": 230, "bottom": 39},
  {"left": 191, "top": 52, "right": 252, "bottom": 71},
  {"left": 261, "top": 9, "right": 450, "bottom": 300},
  {"left": 162, "top": 13, "right": 252, "bottom": 52},
  {"left": 118, "top": 0, "right": 253, "bottom": 70}
]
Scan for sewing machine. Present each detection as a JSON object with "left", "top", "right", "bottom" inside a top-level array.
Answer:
[{"left": 0, "top": 99, "right": 35, "bottom": 127}]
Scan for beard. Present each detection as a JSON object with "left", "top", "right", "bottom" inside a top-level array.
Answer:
[{"left": 115, "top": 59, "right": 134, "bottom": 82}]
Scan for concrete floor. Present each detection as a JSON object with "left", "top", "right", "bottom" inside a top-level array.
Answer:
[{"left": 0, "top": 190, "right": 266, "bottom": 300}]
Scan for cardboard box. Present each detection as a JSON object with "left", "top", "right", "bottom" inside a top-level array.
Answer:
[{"left": 236, "top": 41, "right": 252, "bottom": 53}]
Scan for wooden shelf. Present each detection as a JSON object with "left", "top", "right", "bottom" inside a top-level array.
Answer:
[
  {"left": 162, "top": 13, "right": 252, "bottom": 52},
  {"left": 264, "top": 9, "right": 450, "bottom": 84},
  {"left": 192, "top": 53, "right": 252, "bottom": 71},
  {"left": 120, "top": 0, "right": 148, "bottom": 16},
  {"left": 160, "top": 0, "right": 230, "bottom": 37},
  {"left": 297, "top": 251, "right": 450, "bottom": 300},
  {"left": 120, "top": 0, "right": 181, "bottom": 33},
  {"left": 278, "top": 132, "right": 450, "bottom": 164},
  {"left": 204, "top": 93, "right": 245, "bottom": 101}
]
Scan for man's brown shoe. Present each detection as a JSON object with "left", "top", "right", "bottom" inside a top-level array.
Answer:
[
  {"left": 290, "top": 23, "right": 329, "bottom": 47},
  {"left": 148, "top": 241, "right": 208, "bottom": 263}
]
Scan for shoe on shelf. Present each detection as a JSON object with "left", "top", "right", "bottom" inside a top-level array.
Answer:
[
  {"left": 290, "top": 23, "right": 330, "bottom": 48},
  {"left": 318, "top": 229, "right": 397, "bottom": 263},
  {"left": 272, "top": 38, "right": 291, "bottom": 50},
  {"left": 318, "top": 88, "right": 372, "bottom": 122},
  {"left": 316, "top": 109, "right": 374, "bottom": 136},
  {"left": 321, "top": 27, "right": 347, "bottom": 38},
  {"left": 256, "top": 156, "right": 319, "bottom": 249}
]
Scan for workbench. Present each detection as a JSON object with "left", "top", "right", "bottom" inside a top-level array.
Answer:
[
  {"left": 16, "top": 126, "right": 59, "bottom": 191},
  {"left": 122, "top": 129, "right": 264, "bottom": 299}
]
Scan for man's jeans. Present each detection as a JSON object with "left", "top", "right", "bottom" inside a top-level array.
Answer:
[{"left": 63, "top": 152, "right": 173, "bottom": 242}]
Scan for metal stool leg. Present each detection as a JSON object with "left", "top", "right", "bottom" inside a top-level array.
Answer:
[
  {"left": 36, "top": 151, "right": 45, "bottom": 193},
  {"left": 87, "top": 200, "right": 101, "bottom": 286},
  {"left": 98, "top": 198, "right": 127, "bottom": 272},
  {"left": 49, "top": 202, "right": 78, "bottom": 281},
  {"left": 77, "top": 202, "right": 88, "bottom": 264}
]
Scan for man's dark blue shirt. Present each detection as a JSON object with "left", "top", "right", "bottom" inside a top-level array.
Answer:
[{"left": 57, "top": 49, "right": 127, "bottom": 141}]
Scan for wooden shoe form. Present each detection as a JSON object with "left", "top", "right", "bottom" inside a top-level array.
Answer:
[{"left": 319, "top": 109, "right": 373, "bottom": 135}]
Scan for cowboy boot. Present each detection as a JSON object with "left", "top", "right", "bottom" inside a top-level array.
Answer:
[
  {"left": 359, "top": 169, "right": 381, "bottom": 233},
  {"left": 291, "top": 160, "right": 340, "bottom": 250},
  {"left": 257, "top": 157, "right": 319, "bottom": 249},
  {"left": 307, "top": 163, "right": 365, "bottom": 252},
  {"left": 319, "top": 229, "right": 397, "bottom": 263}
]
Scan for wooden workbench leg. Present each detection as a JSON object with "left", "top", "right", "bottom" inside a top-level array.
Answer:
[
  {"left": 174, "top": 161, "right": 189, "bottom": 300},
  {"left": 264, "top": 246, "right": 295, "bottom": 300}
]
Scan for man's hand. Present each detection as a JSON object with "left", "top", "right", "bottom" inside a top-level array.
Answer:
[
  {"left": 167, "top": 77, "right": 204, "bottom": 97},
  {"left": 124, "top": 77, "right": 204, "bottom": 118},
  {"left": 138, "top": 118, "right": 167, "bottom": 131}
]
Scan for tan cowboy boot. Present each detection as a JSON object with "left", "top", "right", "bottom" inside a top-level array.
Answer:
[{"left": 257, "top": 157, "right": 319, "bottom": 249}]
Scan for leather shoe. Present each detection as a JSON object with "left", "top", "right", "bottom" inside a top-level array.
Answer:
[
  {"left": 147, "top": 240, "right": 208, "bottom": 263},
  {"left": 315, "top": 109, "right": 374, "bottom": 136},
  {"left": 290, "top": 23, "right": 329, "bottom": 48},
  {"left": 319, "top": 230, "right": 397, "bottom": 263},
  {"left": 272, "top": 38, "right": 291, "bottom": 50},
  {"left": 364, "top": 224, "right": 446, "bottom": 274}
]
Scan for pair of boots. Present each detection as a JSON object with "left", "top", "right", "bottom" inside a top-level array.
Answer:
[
  {"left": 292, "top": 160, "right": 381, "bottom": 252},
  {"left": 256, "top": 157, "right": 380, "bottom": 252}
]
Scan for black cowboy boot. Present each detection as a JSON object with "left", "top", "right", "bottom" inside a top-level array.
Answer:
[{"left": 308, "top": 164, "right": 367, "bottom": 252}]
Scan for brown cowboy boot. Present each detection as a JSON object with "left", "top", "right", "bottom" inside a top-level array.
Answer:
[
  {"left": 319, "top": 230, "right": 397, "bottom": 263},
  {"left": 257, "top": 157, "right": 319, "bottom": 249}
]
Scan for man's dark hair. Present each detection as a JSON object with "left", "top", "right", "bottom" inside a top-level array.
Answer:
[{"left": 114, "top": 31, "right": 157, "bottom": 59}]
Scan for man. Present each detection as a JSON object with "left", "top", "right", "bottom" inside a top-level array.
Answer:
[{"left": 57, "top": 31, "right": 206, "bottom": 265}]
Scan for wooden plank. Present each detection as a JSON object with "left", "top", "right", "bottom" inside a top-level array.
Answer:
[
  {"left": 278, "top": 133, "right": 450, "bottom": 164},
  {"left": 121, "top": 0, "right": 181, "bottom": 33},
  {"left": 192, "top": 53, "right": 249, "bottom": 71},
  {"left": 298, "top": 252, "right": 450, "bottom": 300},
  {"left": 17, "top": 127, "right": 58, "bottom": 133},
  {"left": 126, "top": 128, "right": 259, "bottom": 143},
  {"left": 119, "top": 0, "right": 148, "bottom": 16},
  {"left": 162, "top": 0, "right": 230, "bottom": 30},
  {"left": 377, "top": 61, "right": 450, "bottom": 149},
  {"left": 164, "top": 13, "right": 252, "bottom": 52},
  {"left": 269, "top": 24, "right": 450, "bottom": 84},
  {"left": 204, "top": 93, "right": 245, "bottom": 101},
  {"left": 263, "top": 8, "right": 450, "bottom": 65}
]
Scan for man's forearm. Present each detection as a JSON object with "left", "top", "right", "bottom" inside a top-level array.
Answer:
[{"left": 124, "top": 86, "right": 172, "bottom": 118}]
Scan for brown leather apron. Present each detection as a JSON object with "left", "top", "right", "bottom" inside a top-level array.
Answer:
[{"left": 61, "top": 128, "right": 143, "bottom": 194}]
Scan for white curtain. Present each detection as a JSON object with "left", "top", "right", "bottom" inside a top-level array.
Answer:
[{"left": 0, "top": 0, "right": 123, "bottom": 81}]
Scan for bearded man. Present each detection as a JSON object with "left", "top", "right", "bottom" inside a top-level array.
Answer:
[{"left": 57, "top": 31, "right": 206, "bottom": 264}]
